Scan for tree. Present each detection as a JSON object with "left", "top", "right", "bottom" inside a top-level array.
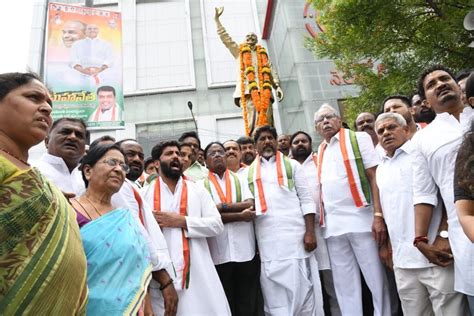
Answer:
[{"left": 307, "top": 0, "right": 474, "bottom": 123}]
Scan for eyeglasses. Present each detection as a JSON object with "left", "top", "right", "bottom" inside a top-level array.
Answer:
[
  {"left": 207, "top": 150, "right": 226, "bottom": 157},
  {"left": 315, "top": 113, "right": 337, "bottom": 124},
  {"left": 101, "top": 159, "right": 130, "bottom": 174}
]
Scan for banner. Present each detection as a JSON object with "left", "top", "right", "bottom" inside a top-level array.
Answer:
[{"left": 45, "top": 3, "right": 124, "bottom": 129}]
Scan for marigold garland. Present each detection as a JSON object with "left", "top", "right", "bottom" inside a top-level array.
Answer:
[{"left": 239, "top": 43, "right": 273, "bottom": 135}]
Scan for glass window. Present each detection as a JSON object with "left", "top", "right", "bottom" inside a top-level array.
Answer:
[
  {"left": 134, "top": 0, "right": 195, "bottom": 92},
  {"left": 136, "top": 120, "right": 196, "bottom": 156},
  {"left": 200, "top": 0, "right": 260, "bottom": 88}
]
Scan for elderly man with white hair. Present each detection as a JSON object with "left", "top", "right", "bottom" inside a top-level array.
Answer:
[
  {"left": 375, "top": 112, "right": 467, "bottom": 315},
  {"left": 314, "top": 104, "right": 391, "bottom": 316}
]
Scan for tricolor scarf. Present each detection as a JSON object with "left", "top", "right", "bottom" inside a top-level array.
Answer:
[
  {"left": 317, "top": 128, "right": 371, "bottom": 226},
  {"left": 153, "top": 177, "right": 191, "bottom": 289},
  {"left": 204, "top": 170, "right": 242, "bottom": 203},
  {"left": 248, "top": 151, "right": 294, "bottom": 215},
  {"left": 93, "top": 105, "right": 116, "bottom": 121}
]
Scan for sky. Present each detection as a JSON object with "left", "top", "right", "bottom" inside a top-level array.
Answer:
[{"left": 0, "top": 1, "right": 34, "bottom": 73}]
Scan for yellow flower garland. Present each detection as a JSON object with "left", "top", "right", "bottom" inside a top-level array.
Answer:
[{"left": 239, "top": 43, "right": 273, "bottom": 135}]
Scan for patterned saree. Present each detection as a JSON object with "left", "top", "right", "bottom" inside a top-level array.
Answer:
[
  {"left": 0, "top": 155, "right": 88, "bottom": 314},
  {"left": 80, "top": 208, "right": 152, "bottom": 315}
]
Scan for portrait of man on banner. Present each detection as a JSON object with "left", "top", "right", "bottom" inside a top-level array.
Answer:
[{"left": 44, "top": 2, "right": 124, "bottom": 130}]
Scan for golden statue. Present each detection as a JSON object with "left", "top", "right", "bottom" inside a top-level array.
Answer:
[{"left": 215, "top": 6, "right": 284, "bottom": 136}]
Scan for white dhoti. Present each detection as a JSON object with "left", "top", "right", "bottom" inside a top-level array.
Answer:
[
  {"left": 326, "top": 232, "right": 391, "bottom": 316},
  {"left": 260, "top": 256, "right": 324, "bottom": 316}
]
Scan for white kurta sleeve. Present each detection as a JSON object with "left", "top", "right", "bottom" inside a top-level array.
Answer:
[
  {"left": 100, "top": 40, "right": 114, "bottom": 67},
  {"left": 69, "top": 40, "right": 83, "bottom": 68},
  {"left": 113, "top": 182, "right": 173, "bottom": 273},
  {"left": 411, "top": 135, "right": 438, "bottom": 206},
  {"left": 184, "top": 183, "right": 224, "bottom": 238},
  {"left": 357, "top": 132, "right": 380, "bottom": 169},
  {"left": 141, "top": 199, "right": 173, "bottom": 273},
  {"left": 294, "top": 161, "right": 317, "bottom": 216},
  {"left": 239, "top": 173, "right": 254, "bottom": 202},
  {"left": 128, "top": 206, "right": 164, "bottom": 270}
]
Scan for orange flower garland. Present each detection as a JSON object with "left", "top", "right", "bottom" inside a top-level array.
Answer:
[
  {"left": 239, "top": 43, "right": 274, "bottom": 135},
  {"left": 240, "top": 44, "right": 250, "bottom": 136}
]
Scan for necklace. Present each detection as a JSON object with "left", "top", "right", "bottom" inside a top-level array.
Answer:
[
  {"left": 72, "top": 198, "right": 94, "bottom": 220},
  {"left": 0, "top": 147, "right": 30, "bottom": 166},
  {"left": 83, "top": 195, "right": 103, "bottom": 217}
]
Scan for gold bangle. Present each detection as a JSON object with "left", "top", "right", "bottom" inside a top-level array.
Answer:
[{"left": 374, "top": 212, "right": 384, "bottom": 218}]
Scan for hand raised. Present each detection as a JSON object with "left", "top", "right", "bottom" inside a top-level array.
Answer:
[{"left": 215, "top": 6, "right": 224, "bottom": 19}]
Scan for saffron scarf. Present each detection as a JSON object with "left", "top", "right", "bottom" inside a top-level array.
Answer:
[
  {"left": 93, "top": 104, "right": 116, "bottom": 121},
  {"left": 154, "top": 177, "right": 191, "bottom": 289},
  {"left": 317, "top": 128, "right": 371, "bottom": 226},
  {"left": 0, "top": 155, "right": 88, "bottom": 315},
  {"left": 204, "top": 169, "right": 242, "bottom": 203},
  {"left": 131, "top": 183, "right": 146, "bottom": 225},
  {"left": 248, "top": 151, "right": 294, "bottom": 215},
  {"left": 80, "top": 208, "right": 152, "bottom": 315}
]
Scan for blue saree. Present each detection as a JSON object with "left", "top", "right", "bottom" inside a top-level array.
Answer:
[{"left": 80, "top": 208, "right": 152, "bottom": 315}]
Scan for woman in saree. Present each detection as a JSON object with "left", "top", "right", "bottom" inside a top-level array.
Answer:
[
  {"left": 71, "top": 143, "right": 176, "bottom": 315},
  {"left": 0, "top": 72, "right": 88, "bottom": 314}
]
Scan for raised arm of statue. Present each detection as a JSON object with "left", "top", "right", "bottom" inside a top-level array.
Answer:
[{"left": 214, "top": 7, "right": 240, "bottom": 59}]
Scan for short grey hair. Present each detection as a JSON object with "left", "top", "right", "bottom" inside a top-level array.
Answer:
[
  {"left": 375, "top": 112, "right": 407, "bottom": 130},
  {"left": 314, "top": 103, "right": 340, "bottom": 123}
]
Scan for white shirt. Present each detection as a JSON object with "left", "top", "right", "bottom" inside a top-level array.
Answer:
[
  {"left": 31, "top": 153, "right": 85, "bottom": 196},
  {"left": 320, "top": 131, "right": 379, "bottom": 238},
  {"left": 298, "top": 154, "right": 331, "bottom": 270},
  {"left": 200, "top": 170, "right": 256, "bottom": 265},
  {"left": 111, "top": 179, "right": 172, "bottom": 273},
  {"left": 70, "top": 37, "right": 113, "bottom": 68},
  {"left": 253, "top": 156, "right": 316, "bottom": 262},
  {"left": 412, "top": 106, "right": 474, "bottom": 295},
  {"left": 141, "top": 178, "right": 230, "bottom": 315},
  {"left": 89, "top": 104, "right": 121, "bottom": 122},
  {"left": 375, "top": 143, "right": 386, "bottom": 160},
  {"left": 377, "top": 141, "right": 439, "bottom": 269}
]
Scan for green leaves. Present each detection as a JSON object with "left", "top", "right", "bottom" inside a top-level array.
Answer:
[{"left": 308, "top": 0, "right": 474, "bottom": 124}]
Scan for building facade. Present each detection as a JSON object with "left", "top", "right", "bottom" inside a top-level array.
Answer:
[{"left": 29, "top": 0, "right": 359, "bottom": 157}]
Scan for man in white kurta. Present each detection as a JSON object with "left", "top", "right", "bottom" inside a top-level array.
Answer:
[
  {"left": 31, "top": 118, "right": 87, "bottom": 196},
  {"left": 141, "top": 141, "right": 230, "bottom": 316},
  {"left": 249, "top": 126, "right": 324, "bottom": 316},
  {"left": 314, "top": 104, "right": 391, "bottom": 316},
  {"left": 375, "top": 113, "right": 468, "bottom": 315},
  {"left": 70, "top": 23, "right": 114, "bottom": 85},
  {"left": 112, "top": 139, "right": 178, "bottom": 313},
  {"left": 413, "top": 66, "right": 473, "bottom": 310},
  {"left": 200, "top": 142, "right": 258, "bottom": 315},
  {"left": 290, "top": 131, "right": 341, "bottom": 316}
]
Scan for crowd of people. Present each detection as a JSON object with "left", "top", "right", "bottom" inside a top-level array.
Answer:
[{"left": 0, "top": 65, "right": 472, "bottom": 316}]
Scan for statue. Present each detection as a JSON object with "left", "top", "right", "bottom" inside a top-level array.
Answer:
[{"left": 215, "top": 7, "right": 284, "bottom": 136}]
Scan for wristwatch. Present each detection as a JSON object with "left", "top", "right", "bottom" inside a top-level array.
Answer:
[{"left": 438, "top": 230, "right": 449, "bottom": 238}]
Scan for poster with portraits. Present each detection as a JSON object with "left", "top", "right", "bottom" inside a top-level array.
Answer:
[{"left": 44, "top": 2, "right": 124, "bottom": 129}]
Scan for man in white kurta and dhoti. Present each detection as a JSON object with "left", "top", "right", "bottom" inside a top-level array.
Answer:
[
  {"left": 248, "top": 125, "right": 324, "bottom": 316},
  {"left": 289, "top": 131, "right": 341, "bottom": 316},
  {"left": 141, "top": 140, "right": 231, "bottom": 316},
  {"left": 375, "top": 113, "right": 468, "bottom": 315},
  {"left": 200, "top": 141, "right": 259, "bottom": 316},
  {"left": 314, "top": 104, "right": 391, "bottom": 316},
  {"left": 70, "top": 23, "right": 114, "bottom": 87}
]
